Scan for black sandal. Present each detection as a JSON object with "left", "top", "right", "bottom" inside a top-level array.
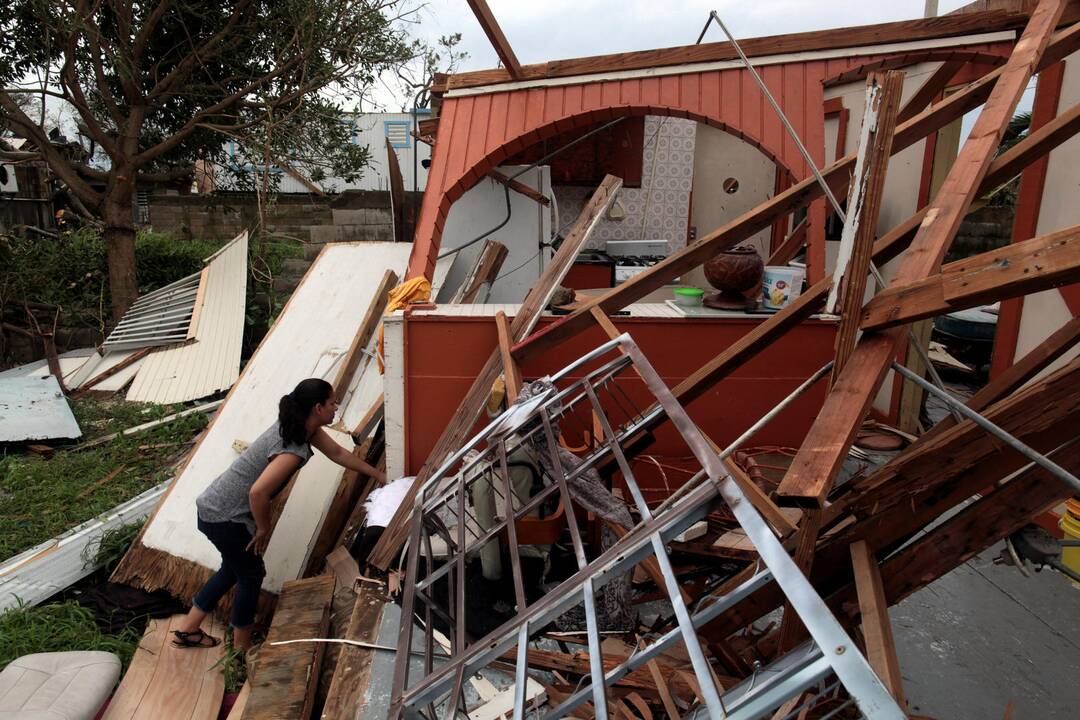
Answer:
[{"left": 171, "top": 629, "right": 221, "bottom": 649}]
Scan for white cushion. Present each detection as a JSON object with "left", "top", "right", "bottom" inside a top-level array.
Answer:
[{"left": 0, "top": 651, "right": 120, "bottom": 720}]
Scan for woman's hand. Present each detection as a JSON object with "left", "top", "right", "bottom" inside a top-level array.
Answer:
[{"left": 246, "top": 530, "right": 270, "bottom": 555}]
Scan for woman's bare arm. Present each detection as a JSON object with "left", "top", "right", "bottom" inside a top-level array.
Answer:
[
  {"left": 247, "top": 453, "right": 303, "bottom": 553},
  {"left": 310, "top": 428, "right": 387, "bottom": 484}
]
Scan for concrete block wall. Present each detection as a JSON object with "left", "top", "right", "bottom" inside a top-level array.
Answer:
[{"left": 147, "top": 191, "right": 395, "bottom": 247}]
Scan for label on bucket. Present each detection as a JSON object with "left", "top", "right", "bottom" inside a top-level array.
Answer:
[{"left": 763, "top": 267, "right": 804, "bottom": 310}]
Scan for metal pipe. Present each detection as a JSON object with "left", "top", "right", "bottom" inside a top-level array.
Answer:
[
  {"left": 890, "top": 362, "right": 1080, "bottom": 494},
  {"left": 710, "top": 11, "right": 847, "bottom": 219}
]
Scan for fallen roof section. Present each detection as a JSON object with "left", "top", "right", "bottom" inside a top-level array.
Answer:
[
  {"left": 126, "top": 232, "right": 248, "bottom": 404},
  {"left": 111, "top": 242, "right": 450, "bottom": 600},
  {"left": 101, "top": 270, "right": 203, "bottom": 353}
]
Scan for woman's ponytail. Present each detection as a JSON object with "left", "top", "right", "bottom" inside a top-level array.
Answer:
[{"left": 278, "top": 378, "right": 333, "bottom": 445}]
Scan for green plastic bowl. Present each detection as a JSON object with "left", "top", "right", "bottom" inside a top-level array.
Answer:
[{"left": 673, "top": 287, "right": 705, "bottom": 307}]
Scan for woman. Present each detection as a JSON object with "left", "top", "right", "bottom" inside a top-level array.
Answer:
[{"left": 171, "top": 378, "right": 385, "bottom": 650}]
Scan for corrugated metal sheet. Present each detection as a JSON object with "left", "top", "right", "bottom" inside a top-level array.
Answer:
[
  {"left": 102, "top": 271, "right": 202, "bottom": 352},
  {"left": 126, "top": 232, "right": 248, "bottom": 404},
  {"left": 0, "top": 375, "right": 81, "bottom": 442},
  {"left": 0, "top": 481, "right": 167, "bottom": 610},
  {"left": 0, "top": 348, "right": 96, "bottom": 384},
  {"left": 66, "top": 348, "right": 146, "bottom": 393}
]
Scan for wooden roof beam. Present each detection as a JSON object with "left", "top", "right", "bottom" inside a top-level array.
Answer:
[
  {"left": 465, "top": 0, "right": 523, "bottom": 79},
  {"left": 775, "top": 0, "right": 1068, "bottom": 509}
]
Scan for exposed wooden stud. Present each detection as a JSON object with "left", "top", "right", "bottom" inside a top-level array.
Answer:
[
  {"left": 496, "top": 310, "right": 522, "bottom": 404},
  {"left": 450, "top": 239, "right": 509, "bottom": 304},
  {"left": 775, "top": 509, "right": 823, "bottom": 652},
  {"left": 465, "top": 0, "right": 523, "bottom": 79},
  {"left": 777, "top": 0, "right": 1068, "bottom": 508},
  {"left": 896, "top": 58, "right": 967, "bottom": 123},
  {"left": 333, "top": 269, "right": 398, "bottom": 404},
  {"left": 897, "top": 319, "right": 934, "bottom": 435},
  {"left": 74, "top": 347, "right": 153, "bottom": 395},
  {"left": 829, "top": 71, "right": 905, "bottom": 379},
  {"left": 849, "top": 540, "right": 907, "bottom": 707},
  {"left": 766, "top": 216, "right": 808, "bottom": 266}
]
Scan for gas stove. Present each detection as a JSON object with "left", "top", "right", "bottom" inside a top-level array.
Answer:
[{"left": 605, "top": 241, "right": 676, "bottom": 284}]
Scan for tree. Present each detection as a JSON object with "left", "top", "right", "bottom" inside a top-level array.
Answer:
[{"left": 0, "top": 1, "right": 414, "bottom": 321}]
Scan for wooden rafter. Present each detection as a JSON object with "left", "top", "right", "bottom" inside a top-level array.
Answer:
[
  {"left": 859, "top": 225, "right": 1080, "bottom": 330},
  {"left": 776, "top": 0, "right": 1068, "bottom": 508},
  {"left": 465, "top": 0, "right": 523, "bottom": 79},
  {"left": 830, "top": 71, "right": 905, "bottom": 376}
]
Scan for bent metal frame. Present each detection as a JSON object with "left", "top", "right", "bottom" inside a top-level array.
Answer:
[{"left": 389, "top": 335, "right": 906, "bottom": 720}]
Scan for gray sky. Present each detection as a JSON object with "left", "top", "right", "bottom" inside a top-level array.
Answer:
[
  {"left": 389, "top": 1, "right": 1025, "bottom": 140},
  {"left": 409, "top": 1, "right": 980, "bottom": 76}
]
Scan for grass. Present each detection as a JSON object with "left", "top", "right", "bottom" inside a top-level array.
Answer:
[
  {"left": 0, "top": 396, "right": 208, "bottom": 561},
  {"left": 0, "top": 600, "right": 141, "bottom": 670}
]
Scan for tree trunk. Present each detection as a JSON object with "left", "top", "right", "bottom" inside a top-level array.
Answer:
[{"left": 103, "top": 183, "right": 139, "bottom": 323}]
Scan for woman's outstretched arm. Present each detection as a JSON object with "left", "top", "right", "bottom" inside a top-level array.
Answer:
[
  {"left": 311, "top": 428, "right": 387, "bottom": 484},
  {"left": 248, "top": 453, "right": 304, "bottom": 554}
]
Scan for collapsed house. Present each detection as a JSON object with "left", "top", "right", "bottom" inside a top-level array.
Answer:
[{"left": 96, "top": 1, "right": 1080, "bottom": 718}]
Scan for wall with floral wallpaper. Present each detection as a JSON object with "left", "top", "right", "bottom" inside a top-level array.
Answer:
[{"left": 553, "top": 116, "right": 697, "bottom": 253}]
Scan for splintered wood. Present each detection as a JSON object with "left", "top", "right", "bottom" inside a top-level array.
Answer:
[{"left": 243, "top": 576, "right": 336, "bottom": 720}]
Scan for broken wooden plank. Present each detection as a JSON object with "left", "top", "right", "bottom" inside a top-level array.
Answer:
[
  {"left": 777, "top": 0, "right": 1068, "bottom": 508},
  {"left": 74, "top": 347, "right": 153, "bottom": 395},
  {"left": 496, "top": 310, "right": 522, "bottom": 404},
  {"left": 829, "top": 71, "right": 905, "bottom": 377},
  {"left": 451, "top": 239, "right": 509, "bottom": 304},
  {"left": 766, "top": 216, "right": 808, "bottom": 267},
  {"left": 243, "top": 575, "right": 336, "bottom": 720},
  {"left": 923, "top": 314, "right": 1080, "bottom": 441},
  {"left": 860, "top": 224, "right": 1080, "bottom": 331},
  {"left": 320, "top": 585, "right": 386, "bottom": 720},
  {"left": 369, "top": 175, "right": 623, "bottom": 569},
  {"left": 489, "top": 169, "right": 551, "bottom": 206},
  {"left": 849, "top": 539, "right": 906, "bottom": 708}
]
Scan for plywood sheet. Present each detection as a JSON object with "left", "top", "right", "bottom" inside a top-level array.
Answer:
[
  {"left": 103, "top": 614, "right": 225, "bottom": 720},
  {"left": 127, "top": 233, "right": 248, "bottom": 404}
]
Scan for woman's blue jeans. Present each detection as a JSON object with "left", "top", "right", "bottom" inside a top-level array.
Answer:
[{"left": 192, "top": 517, "right": 265, "bottom": 629}]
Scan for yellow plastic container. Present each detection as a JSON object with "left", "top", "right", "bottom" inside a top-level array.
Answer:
[{"left": 1061, "top": 506, "right": 1080, "bottom": 586}]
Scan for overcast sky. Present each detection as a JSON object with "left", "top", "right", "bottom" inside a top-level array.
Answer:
[{"left": 406, "top": 1, "right": 980, "bottom": 77}]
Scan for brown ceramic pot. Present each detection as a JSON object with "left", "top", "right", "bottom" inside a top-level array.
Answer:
[{"left": 703, "top": 246, "right": 764, "bottom": 294}]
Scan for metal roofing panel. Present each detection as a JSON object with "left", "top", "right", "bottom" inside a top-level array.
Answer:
[
  {"left": 126, "top": 232, "right": 249, "bottom": 404},
  {"left": 102, "top": 271, "right": 202, "bottom": 352},
  {"left": 0, "top": 375, "right": 81, "bottom": 441},
  {"left": 66, "top": 349, "right": 147, "bottom": 393}
]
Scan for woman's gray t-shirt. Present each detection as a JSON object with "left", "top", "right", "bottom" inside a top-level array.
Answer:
[{"left": 196, "top": 422, "right": 313, "bottom": 533}]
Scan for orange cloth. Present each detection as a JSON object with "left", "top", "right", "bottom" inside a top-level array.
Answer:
[{"left": 377, "top": 277, "right": 432, "bottom": 373}]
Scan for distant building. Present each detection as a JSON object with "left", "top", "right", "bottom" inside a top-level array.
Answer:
[{"left": 212, "top": 110, "right": 432, "bottom": 195}]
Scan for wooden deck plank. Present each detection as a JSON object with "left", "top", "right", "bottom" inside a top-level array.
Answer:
[
  {"left": 243, "top": 575, "right": 336, "bottom": 720},
  {"left": 103, "top": 614, "right": 225, "bottom": 720}
]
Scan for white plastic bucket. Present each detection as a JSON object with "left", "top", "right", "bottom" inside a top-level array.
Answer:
[{"left": 762, "top": 266, "right": 805, "bottom": 310}]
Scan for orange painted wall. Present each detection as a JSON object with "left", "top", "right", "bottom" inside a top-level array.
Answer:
[{"left": 400, "top": 313, "right": 837, "bottom": 500}]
